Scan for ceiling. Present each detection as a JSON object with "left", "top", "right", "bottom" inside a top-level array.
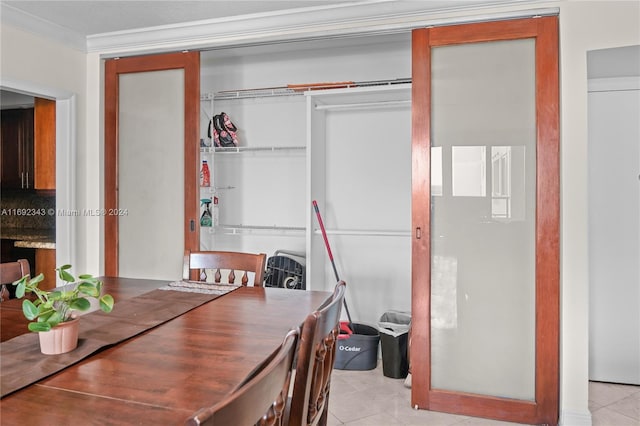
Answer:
[
  {"left": 1, "top": 1, "right": 372, "bottom": 37},
  {"left": 1, "top": 0, "right": 543, "bottom": 58},
  {"left": 1, "top": 1, "right": 515, "bottom": 40}
]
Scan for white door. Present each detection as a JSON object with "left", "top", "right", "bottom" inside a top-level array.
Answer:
[{"left": 588, "top": 77, "right": 640, "bottom": 385}]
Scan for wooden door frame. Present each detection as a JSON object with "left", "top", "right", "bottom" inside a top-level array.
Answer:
[
  {"left": 104, "top": 51, "right": 200, "bottom": 276},
  {"left": 411, "top": 16, "right": 559, "bottom": 425},
  {"left": 34, "top": 97, "right": 56, "bottom": 190}
]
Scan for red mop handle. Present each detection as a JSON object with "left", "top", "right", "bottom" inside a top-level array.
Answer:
[
  {"left": 313, "top": 200, "right": 354, "bottom": 327},
  {"left": 313, "top": 200, "right": 334, "bottom": 262}
]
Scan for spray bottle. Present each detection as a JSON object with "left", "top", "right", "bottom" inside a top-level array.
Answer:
[
  {"left": 200, "top": 198, "right": 212, "bottom": 227},
  {"left": 200, "top": 160, "right": 210, "bottom": 187}
]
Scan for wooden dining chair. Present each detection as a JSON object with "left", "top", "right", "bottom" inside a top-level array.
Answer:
[
  {"left": 186, "top": 328, "right": 299, "bottom": 426},
  {"left": 288, "top": 281, "right": 346, "bottom": 426},
  {"left": 183, "top": 250, "right": 267, "bottom": 286},
  {"left": 0, "top": 259, "right": 30, "bottom": 302}
]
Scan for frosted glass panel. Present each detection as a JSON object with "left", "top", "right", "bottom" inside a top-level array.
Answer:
[
  {"left": 118, "top": 70, "right": 185, "bottom": 280},
  {"left": 430, "top": 39, "right": 536, "bottom": 400}
]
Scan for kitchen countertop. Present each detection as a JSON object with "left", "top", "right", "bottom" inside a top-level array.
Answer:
[{"left": 0, "top": 228, "right": 56, "bottom": 249}]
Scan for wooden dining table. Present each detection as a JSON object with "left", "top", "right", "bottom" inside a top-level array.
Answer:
[{"left": 0, "top": 277, "right": 331, "bottom": 424}]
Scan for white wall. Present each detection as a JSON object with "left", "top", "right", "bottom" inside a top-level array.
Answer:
[
  {"left": 0, "top": 25, "right": 85, "bottom": 95},
  {"left": 199, "top": 37, "right": 412, "bottom": 325},
  {"left": 555, "top": 2, "right": 639, "bottom": 424},
  {"left": 0, "top": 24, "right": 87, "bottom": 273},
  {"left": 2, "top": 1, "right": 639, "bottom": 424}
]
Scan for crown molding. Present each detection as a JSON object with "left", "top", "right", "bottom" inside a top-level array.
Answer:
[
  {"left": 0, "top": 2, "right": 87, "bottom": 52},
  {"left": 89, "top": 1, "right": 552, "bottom": 56},
  {"left": 1, "top": 0, "right": 551, "bottom": 56}
]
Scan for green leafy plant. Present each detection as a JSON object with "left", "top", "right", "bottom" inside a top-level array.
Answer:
[{"left": 12, "top": 265, "right": 114, "bottom": 332}]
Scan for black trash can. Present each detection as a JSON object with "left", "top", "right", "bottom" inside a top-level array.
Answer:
[{"left": 378, "top": 311, "right": 411, "bottom": 378}]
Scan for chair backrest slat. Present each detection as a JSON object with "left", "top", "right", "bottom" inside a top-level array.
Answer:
[
  {"left": 0, "top": 259, "right": 30, "bottom": 301},
  {"left": 289, "top": 281, "right": 346, "bottom": 426},
  {"left": 183, "top": 250, "right": 267, "bottom": 286}
]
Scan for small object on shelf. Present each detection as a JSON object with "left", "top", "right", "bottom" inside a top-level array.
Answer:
[
  {"left": 220, "top": 112, "right": 237, "bottom": 132},
  {"left": 200, "top": 198, "right": 212, "bottom": 227},
  {"left": 212, "top": 112, "right": 238, "bottom": 147},
  {"left": 212, "top": 196, "right": 219, "bottom": 227},
  {"left": 200, "top": 160, "right": 210, "bottom": 187}
]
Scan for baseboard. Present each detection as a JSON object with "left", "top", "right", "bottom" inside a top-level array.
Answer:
[{"left": 559, "top": 409, "right": 592, "bottom": 426}]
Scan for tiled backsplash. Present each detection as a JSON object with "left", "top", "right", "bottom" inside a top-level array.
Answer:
[{"left": 0, "top": 190, "right": 56, "bottom": 229}]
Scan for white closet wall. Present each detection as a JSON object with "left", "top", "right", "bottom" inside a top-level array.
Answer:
[{"left": 199, "top": 34, "right": 412, "bottom": 325}]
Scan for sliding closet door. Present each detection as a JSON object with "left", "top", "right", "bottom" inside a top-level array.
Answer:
[
  {"left": 105, "top": 52, "right": 199, "bottom": 279},
  {"left": 411, "top": 17, "right": 559, "bottom": 425}
]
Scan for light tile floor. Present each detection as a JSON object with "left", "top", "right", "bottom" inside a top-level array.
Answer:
[
  {"left": 589, "top": 381, "right": 640, "bottom": 426},
  {"left": 327, "top": 364, "right": 640, "bottom": 425}
]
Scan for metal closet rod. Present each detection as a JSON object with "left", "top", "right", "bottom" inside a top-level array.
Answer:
[
  {"left": 314, "top": 99, "right": 411, "bottom": 111},
  {"left": 212, "top": 224, "right": 306, "bottom": 233},
  {"left": 313, "top": 229, "right": 411, "bottom": 237},
  {"left": 209, "top": 146, "right": 306, "bottom": 153}
]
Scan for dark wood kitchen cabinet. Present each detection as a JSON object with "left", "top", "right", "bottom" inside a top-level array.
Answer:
[{"left": 1, "top": 108, "right": 34, "bottom": 190}]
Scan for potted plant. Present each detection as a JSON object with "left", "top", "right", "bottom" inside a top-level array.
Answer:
[{"left": 12, "top": 264, "right": 114, "bottom": 354}]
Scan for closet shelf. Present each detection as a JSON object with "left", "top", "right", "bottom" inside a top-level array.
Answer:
[
  {"left": 209, "top": 87, "right": 302, "bottom": 100},
  {"left": 201, "top": 146, "right": 306, "bottom": 153},
  {"left": 314, "top": 99, "right": 411, "bottom": 111},
  {"left": 200, "top": 78, "right": 411, "bottom": 101},
  {"left": 208, "top": 224, "right": 306, "bottom": 235},
  {"left": 200, "top": 185, "right": 235, "bottom": 192}
]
